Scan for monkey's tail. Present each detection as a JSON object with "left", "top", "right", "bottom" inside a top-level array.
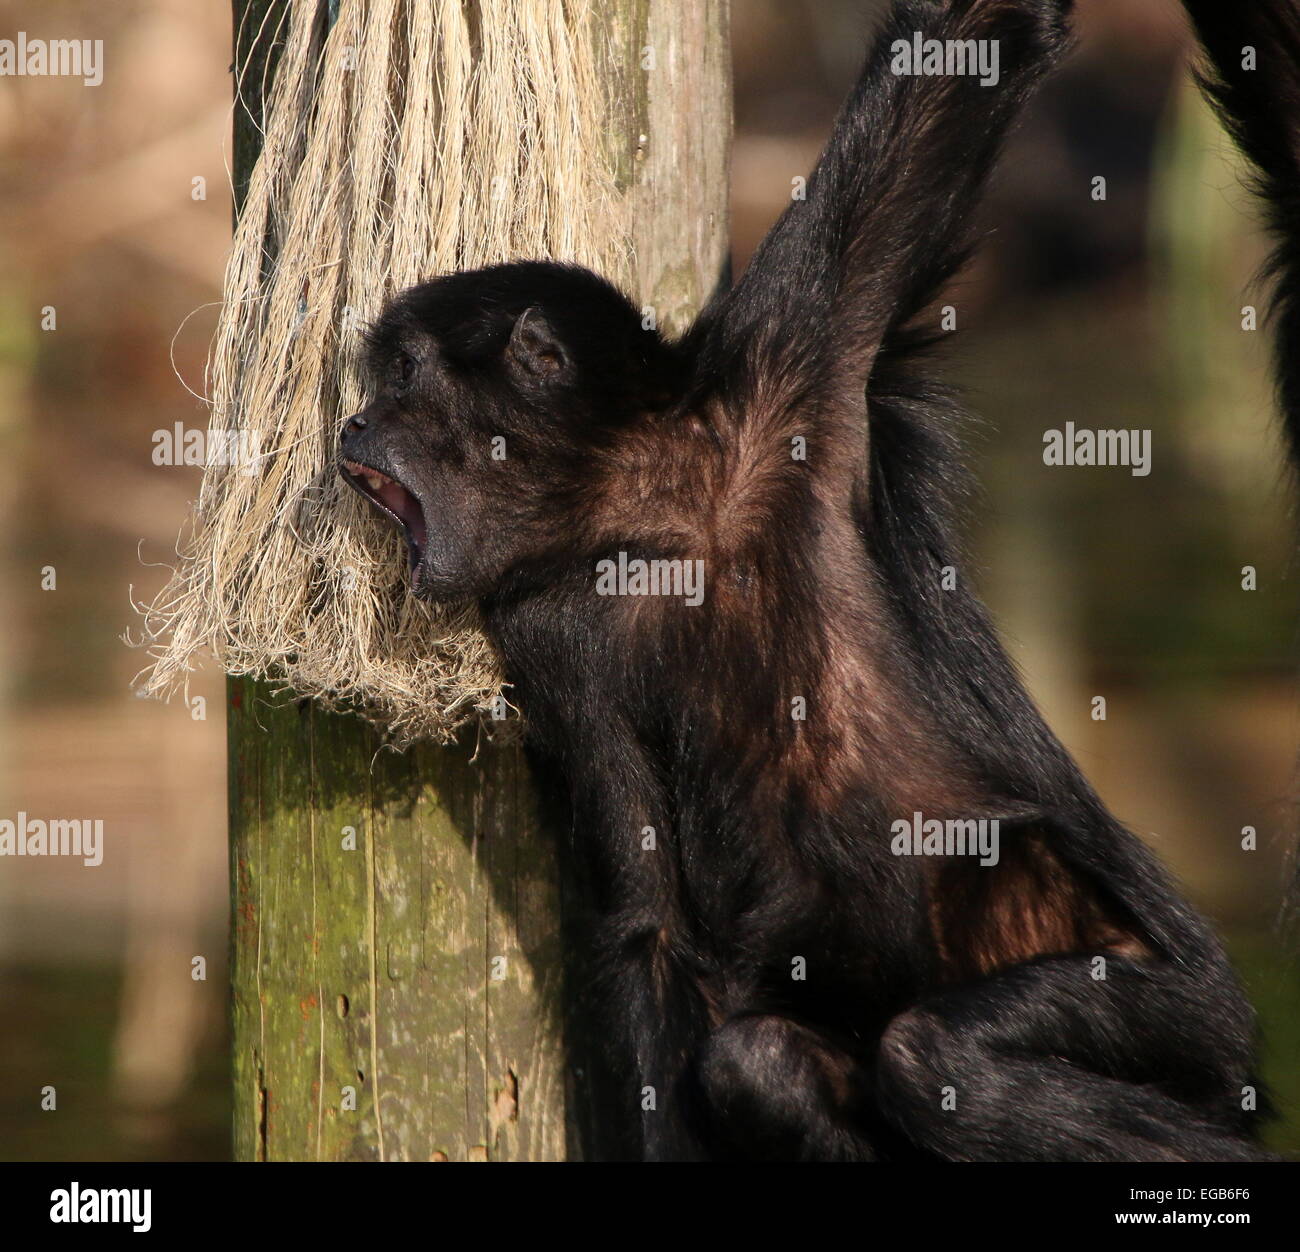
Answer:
[
  {"left": 1181, "top": 1, "right": 1300, "bottom": 471},
  {"left": 1181, "top": 2, "right": 1300, "bottom": 944}
]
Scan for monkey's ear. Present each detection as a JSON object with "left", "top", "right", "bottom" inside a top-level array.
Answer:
[{"left": 507, "top": 307, "right": 568, "bottom": 380}]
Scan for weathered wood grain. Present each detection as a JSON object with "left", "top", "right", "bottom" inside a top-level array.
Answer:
[{"left": 228, "top": 0, "right": 731, "bottom": 1161}]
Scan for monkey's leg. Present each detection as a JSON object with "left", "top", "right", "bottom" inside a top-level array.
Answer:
[
  {"left": 589, "top": 920, "right": 716, "bottom": 1162},
  {"left": 690, "top": 1014, "right": 886, "bottom": 1161},
  {"left": 875, "top": 956, "right": 1274, "bottom": 1161}
]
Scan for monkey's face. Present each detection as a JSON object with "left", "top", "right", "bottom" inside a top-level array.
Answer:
[{"left": 339, "top": 261, "right": 675, "bottom": 602}]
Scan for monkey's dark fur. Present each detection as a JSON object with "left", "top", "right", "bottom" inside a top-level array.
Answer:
[
  {"left": 1182, "top": 0, "right": 1300, "bottom": 473},
  {"left": 338, "top": 0, "right": 1290, "bottom": 1161}
]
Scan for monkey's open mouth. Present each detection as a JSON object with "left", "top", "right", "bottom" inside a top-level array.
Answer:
[{"left": 340, "top": 459, "right": 429, "bottom": 572}]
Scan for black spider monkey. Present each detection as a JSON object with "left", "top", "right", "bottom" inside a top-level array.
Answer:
[{"left": 337, "top": 0, "right": 1293, "bottom": 1161}]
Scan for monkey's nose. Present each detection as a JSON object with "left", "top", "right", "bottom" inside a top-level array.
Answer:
[{"left": 344, "top": 413, "right": 368, "bottom": 432}]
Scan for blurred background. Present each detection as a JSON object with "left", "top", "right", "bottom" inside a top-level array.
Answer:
[{"left": 0, "top": 0, "right": 1296, "bottom": 1160}]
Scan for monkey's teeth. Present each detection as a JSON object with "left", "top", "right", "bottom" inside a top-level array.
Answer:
[{"left": 342, "top": 460, "right": 394, "bottom": 492}]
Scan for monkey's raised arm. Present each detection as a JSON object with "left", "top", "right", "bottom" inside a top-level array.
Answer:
[
  {"left": 689, "top": 0, "right": 1072, "bottom": 419},
  {"left": 1182, "top": 0, "right": 1300, "bottom": 468}
]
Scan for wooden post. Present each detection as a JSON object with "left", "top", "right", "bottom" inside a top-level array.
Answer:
[{"left": 227, "top": 0, "right": 730, "bottom": 1160}]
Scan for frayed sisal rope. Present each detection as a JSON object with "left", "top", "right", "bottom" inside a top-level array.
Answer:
[{"left": 134, "top": 0, "right": 633, "bottom": 744}]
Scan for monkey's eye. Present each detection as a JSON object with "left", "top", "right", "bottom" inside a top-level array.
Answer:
[{"left": 396, "top": 354, "right": 418, "bottom": 390}]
